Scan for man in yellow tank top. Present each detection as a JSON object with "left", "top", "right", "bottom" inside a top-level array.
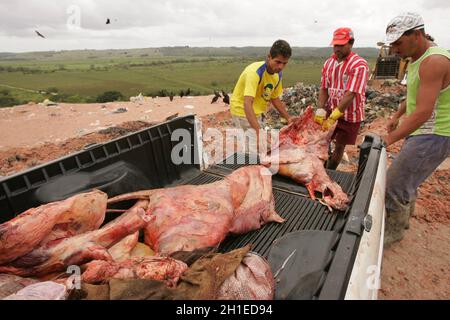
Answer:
[
  {"left": 230, "top": 40, "right": 293, "bottom": 154},
  {"left": 382, "top": 13, "right": 450, "bottom": 246}
]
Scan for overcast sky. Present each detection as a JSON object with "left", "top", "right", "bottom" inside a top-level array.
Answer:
[{"left": 1, "top": 0, "right": 449, "bottom": 53}]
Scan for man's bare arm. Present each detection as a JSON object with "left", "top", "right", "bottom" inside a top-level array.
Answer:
[
  {"left": 243, "top": 96, "right": 260, "bottom": 131},
  {"left": 383, "top": 55, "right": 447, "bottom": 146},
  {"left": 318, "top": 88, "right": 329, "bottom": 109},
  {"left": 336, "top": 91, "right": 356, "bottom": 113},
  {"left": 270, "top": 97, "right": 291, "bottom": 122},
  {"left": 387, "top": 99, "right": 407, "bottom": 133}
]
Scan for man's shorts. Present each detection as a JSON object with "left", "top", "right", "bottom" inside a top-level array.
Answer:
[
  {"left": 331, "top": 120, "right": 361, "bottom": 145},
  {"left": 231, "top": 115, "right": 265, "bottom": 155}
]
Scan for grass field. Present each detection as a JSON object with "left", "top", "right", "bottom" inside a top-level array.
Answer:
[{"left": 0, "top": 47, "right": 377, "bottom": 106}]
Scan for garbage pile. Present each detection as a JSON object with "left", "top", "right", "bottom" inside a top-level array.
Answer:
[
  {"left": 265, "top": 81, "right": 406, "bottom": 129},
  {"left": 364, "top": 88, "right": 406, "bottom": 124},
  {"left": 266, "top": 83, "right": 319, "bottom": 129}
]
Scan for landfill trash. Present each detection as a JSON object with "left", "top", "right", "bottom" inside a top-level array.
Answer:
[
  {"left": 184, "top": 105, "right": 195, "bottom": 109},
  {"left": 265, "top": 81, "right": 406, "bottom": 130},
  {"left": 130, "top": 93, "right": 144, "bottom": 103},
  {"left": 113, "top": 107, "right": 128, "bottom": 114},
  {"left": 266, "top": 83, "right": 319, "bottom": 129},
  {"left": 41, "top": 99, "right": 58, "bottom": 106}
]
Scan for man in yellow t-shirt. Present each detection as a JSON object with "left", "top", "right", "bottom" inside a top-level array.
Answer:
[{"left": 230, "top": 40, "right": 293, "bottom": 154}]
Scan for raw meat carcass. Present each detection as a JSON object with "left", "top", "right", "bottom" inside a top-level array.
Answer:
[
  {"left": 3, "top": 281, "right": 68, "bottom": 300},
  {"left": 261, "top": 107, "right": 349, "bottom": 211},
  {"left": 0, "top": 190, "right": 107, "bottom": 265},
  {"left": 81, "top": 256, "right": 188, "bottom": 287},
  {"left": 0, "top": 274, "right": 39, "bottom": 299},
  {"left": 108, "top": 166, "right": 284, "bottom": 255},
  {"left": 217, "top": 252, "right": 274, "bottom": 300},
  {"left": 0, "top": 207, "right": 148, "bottom": 277},
  {"left": 108, "top": 232, "right": 139, "bottom": 262}
]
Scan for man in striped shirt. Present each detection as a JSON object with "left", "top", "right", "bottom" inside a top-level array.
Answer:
[{"left": 318, "top": 28, "right": 369, "bottom": 169}]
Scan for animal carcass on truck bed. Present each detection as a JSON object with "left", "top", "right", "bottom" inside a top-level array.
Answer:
[{"left": 0, "top": 114, "right": 387, "bottom": 300}]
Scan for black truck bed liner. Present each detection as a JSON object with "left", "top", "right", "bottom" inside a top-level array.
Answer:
[{"left": 0, "top": 115, "right": 382, "bottom": 299}]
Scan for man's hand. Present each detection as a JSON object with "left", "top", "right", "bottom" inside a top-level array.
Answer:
[
  {"left": 322, "top": 108, "right": 343, "bottom": 131},
  {"left": 386, "top": 116, "right": 400, "bottom": 133},
  {"left": 287, "top": 116, "right": 294, "bottom": 125},
  {"left": 314, "top": 108, "right": 327, "bottom": 125},
  {"left": 381, "top": 135, "right": 393, "bottom": 147}
]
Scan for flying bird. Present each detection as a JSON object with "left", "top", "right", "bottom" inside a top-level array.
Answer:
[
  {"left": 222, "top": 90, "right": 230, "bottom": 105},
  {"left": 106, "top": 18, "right": 110, "bottom": 24},
  {"left": 35, "top": 30, "right": 45, "bottom": 38}
]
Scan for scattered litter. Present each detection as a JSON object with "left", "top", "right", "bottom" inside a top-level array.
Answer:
[
  {"left": 130, "top": 93, "right": 144, "bottom": 103},
  {"left": 112, "top": 107, "right": 128, "bottom": 114},
  {"left": 184, "top": 105, "right": 195, "bottom": 109},
  {"left": 90, "top": 120, "right": 101, "bottom": 126},
  {"left": 41, "top": 99, "right": 58, "bottom": 106},
  {"left": 144, "top": 109, "right": 153, "bottom": 113}
]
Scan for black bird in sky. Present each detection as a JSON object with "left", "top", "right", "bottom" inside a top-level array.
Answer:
[
  {"left": 222, "top": 90, "right": 230, "bottom": 105},
  {"left": 106, "top": 18, "right": 111, "bottom": 24},
  {"left": 35, "top": 30, "right": 45, "bottom": 38}
]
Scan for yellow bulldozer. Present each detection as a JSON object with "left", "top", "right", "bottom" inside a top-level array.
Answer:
[{"left": 370, "top": 43, "right": 409, "bottom": 81}]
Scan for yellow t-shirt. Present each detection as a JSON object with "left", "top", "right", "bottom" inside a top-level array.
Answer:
[{"left": 230, "top": 61, "right": 283, "bottom": 117}]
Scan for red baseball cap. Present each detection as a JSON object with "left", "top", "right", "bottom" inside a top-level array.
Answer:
[{"left": 331, "top": 27, "right": 354, "bottom": 45}]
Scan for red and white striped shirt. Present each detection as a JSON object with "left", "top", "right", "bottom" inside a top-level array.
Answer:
[{"left": 320, "top": 51, "right": 369, "bottom": 123}]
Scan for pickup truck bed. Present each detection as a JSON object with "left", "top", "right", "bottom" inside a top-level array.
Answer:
[{"left": 0, "top": 115, "right": 385, "bottom": 300}]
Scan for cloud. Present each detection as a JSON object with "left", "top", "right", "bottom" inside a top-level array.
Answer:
[{"left": 1, "top": 0, "right": 448, "bottom": 52}]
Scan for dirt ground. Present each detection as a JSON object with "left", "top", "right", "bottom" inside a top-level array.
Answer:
[{"left": 0, "top": 95, "right": 448, "bottom": 300}]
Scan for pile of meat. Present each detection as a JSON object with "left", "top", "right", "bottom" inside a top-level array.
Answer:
[
  {"left": 0, "top": 166, "right": 281, "bottom": 300},
  {"left": 262, "top": 106, "right": 350, "bottom": 211}
]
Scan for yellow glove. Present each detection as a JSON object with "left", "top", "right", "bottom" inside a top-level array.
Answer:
[
  {"left": 322, "top": 108, "right": 343, "bottom": 131},
  {"left": 314, "top": 108, "right": 327, "bottom": 125}
]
